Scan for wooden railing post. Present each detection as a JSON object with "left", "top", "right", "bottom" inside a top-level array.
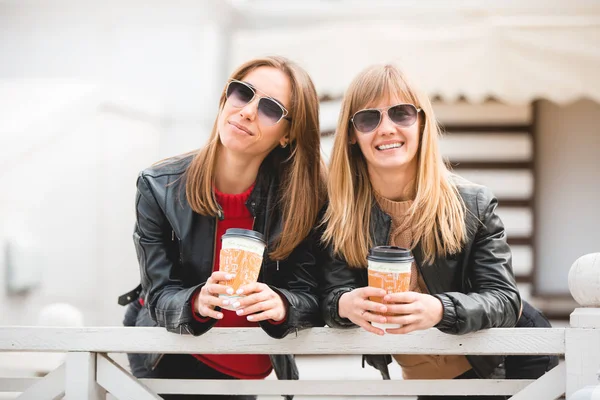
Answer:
[
  {"left": 566, "top": 253, "right": 600, "bottom": 398},
  {"left": 64, "top": 352, "right": 106, "bottom": 400}
]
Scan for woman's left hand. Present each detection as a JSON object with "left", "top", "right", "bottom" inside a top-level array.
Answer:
[
  {"left": 383, "top": 291, "right": 444, "bottom": 334},
  {"left": 231, "top": 283, "right": 287, "bottom": 322}
]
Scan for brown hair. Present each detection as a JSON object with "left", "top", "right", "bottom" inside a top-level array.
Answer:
[
  {"left": 322, "top": 64, "right": 466, "bottom": 267},
  {"left": 185, "top": 56, "right": 325, "bottom": 260}
]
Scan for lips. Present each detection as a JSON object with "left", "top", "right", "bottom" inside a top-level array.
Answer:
[
  {"left": 229, "top": 121, "right": 254, "bottom": 136},
  {"left": 376, "top": 142, "right": 404, "bottom": 151}
]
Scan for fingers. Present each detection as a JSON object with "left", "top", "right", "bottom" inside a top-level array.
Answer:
[
  {"left": 358, "top": 286, "right": 388, "bottom": 299},
  {"left": 210, "top": 271, "right": 235, "bottom": 282},
  {"left": 360, "top": 310, "right": 387, "bottom": 326},
  {"left": 356, "top": 319, "right": 385, "bottom": 336},
  {"left": 385, "top": 314, "right": 418, "bottom": 327},
  {"left": 363, "top": 300, "right": 388, "bottom": 315},
  {"left": 236, "top": 282, "right": 267, "bottom": 296},
  {"left": 384, "top": 302, "right": 419, "bottom": 316},
  {"left": 239, "top": 300, "right": 285, "bottom": 322},
  {"left": 235, "top": 288, "right": 286, "bottom": 322},
  {"left": 195, "top": 273, "right": 235, "bottom": 320},
  {"left": 196, "top": 302, "right": 223, "bottom": 320},
  {"left": 196, "top": 289, "right": 224, "bottom": 320},
  {"left": 386, "top": 324, "right": 417, "bottom": 335},
  {"left": 235, "top": 294, "right": 271, "bottom": 314},
  {"left": 236, "top": 299, "right": 274, "bottom": 318},
  {"left": 383, "top": 291, "right": 419, "bottom": 304},
  {"left": 205, "top": 273, "right": 235, "bottom": 296}
]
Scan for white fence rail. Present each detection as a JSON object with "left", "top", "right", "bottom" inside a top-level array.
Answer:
[
  {"left": 0, "top": 253, "right": 599, "bottom": 399},
  {"left": 0, "top": 324, "right": 595, "bottom": 399}
]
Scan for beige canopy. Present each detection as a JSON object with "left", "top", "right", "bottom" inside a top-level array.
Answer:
[{"left": 230, "top": 0, "right": 600, "bottom": 105}]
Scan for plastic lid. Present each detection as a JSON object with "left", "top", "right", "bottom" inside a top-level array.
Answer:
[
  {"left": 367, "top": 246, "right": 414, "bottom": 263},
  {"left": 222, "top": 228, "right": 266, "bottom": 244}
]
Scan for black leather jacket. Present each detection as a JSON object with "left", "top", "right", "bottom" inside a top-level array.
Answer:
[
  {"left": 320, "top": 178, "right": 522, "bottom": 379},
  {"left": 122, "top": 152, "right": 324, "bottom": 389}
]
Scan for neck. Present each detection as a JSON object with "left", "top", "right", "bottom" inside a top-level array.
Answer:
[
  {"left": 368, "top": 164, "right": 417, "bottom": 201},
  {"left": 214, "top": 146, "right": 263, "bottom": 194}
]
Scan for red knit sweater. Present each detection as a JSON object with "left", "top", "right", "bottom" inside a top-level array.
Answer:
[{"left": 192, "top": 183, "right": 273, "bottom": 379}]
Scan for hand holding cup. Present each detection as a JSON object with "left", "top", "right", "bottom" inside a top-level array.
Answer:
[{"left": 195, "top": 270, "right": 236, "bottom": 320}]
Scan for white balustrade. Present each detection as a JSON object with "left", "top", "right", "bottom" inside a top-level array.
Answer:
[{"left": 0, "top": 253, "right": 597, "bottom": 399}]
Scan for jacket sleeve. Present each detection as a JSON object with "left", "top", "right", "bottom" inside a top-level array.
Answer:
[
  {"left": 434, "top": 186, "right": 522, "bottom": 334},
  {"left": 134, "top": 173, "right": 216, "bottom": 336},
  {"left": 318, "top": 241, "right": 364, "bottom": 329},
  {"left": 260, "top": 226, "right": 326, "bottom": 338}
]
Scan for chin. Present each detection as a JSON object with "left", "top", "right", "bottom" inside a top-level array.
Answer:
[{"left": 219, "top": 132, "right": 244, "bottom": 151}]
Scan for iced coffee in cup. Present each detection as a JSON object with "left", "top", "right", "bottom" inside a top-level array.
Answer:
[
  {"left": 218, "top": 228, "right": 266, "bottom": 311},
  {"left": 367, "top": 246, "right": 414, "bottom": 330}
]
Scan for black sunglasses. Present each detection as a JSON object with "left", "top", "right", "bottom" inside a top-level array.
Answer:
[
  {"left": 351, "top": 103, "right": 422, "bottom": 134},
  {"left": 225, "top": 80, "right": 292, "bottom": 126}
]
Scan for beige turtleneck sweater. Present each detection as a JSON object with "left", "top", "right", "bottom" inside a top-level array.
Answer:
[{"left": 374, "top": 191, "right": 472, "bottom": 380}]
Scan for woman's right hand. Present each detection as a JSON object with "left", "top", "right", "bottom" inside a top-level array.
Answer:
[
  {"left": 338, "top": 287, "right": 389, "bottom": 336},
  {"left": 194, "top": 271, "right": 235, "bottom": 319}
]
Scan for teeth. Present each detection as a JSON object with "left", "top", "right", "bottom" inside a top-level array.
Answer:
[{"left": 377, "top": 143, "right": 403, "bottom": 150}]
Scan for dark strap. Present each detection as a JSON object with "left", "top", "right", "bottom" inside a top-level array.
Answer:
[{"left": 118, "top": 284, "right": 142, "bottom": 306}]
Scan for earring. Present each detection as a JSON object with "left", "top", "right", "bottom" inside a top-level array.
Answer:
[{"left": 281, "top": 141, "right": 288, "bottom": 148}]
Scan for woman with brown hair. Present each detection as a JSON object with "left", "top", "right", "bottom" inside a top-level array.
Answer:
[
  {"left": 319, "top": 64, "right": 557, "bottom": 399},
  {"left": 120, "top": 56, "right": 326, "bottom": 399}
]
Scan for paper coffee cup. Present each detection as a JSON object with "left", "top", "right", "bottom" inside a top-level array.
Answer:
[
  {"left": 367, "top": 246, "right": 414, "bottom": 330},
  {"left": 218, "top": 228, "right": 266, "bottom": 311}
]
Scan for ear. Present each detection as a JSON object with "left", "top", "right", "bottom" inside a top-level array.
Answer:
[{"left": 279, "top": 135, "right": 290, "bottom": 148}]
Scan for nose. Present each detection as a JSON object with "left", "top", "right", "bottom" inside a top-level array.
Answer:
[
  {"left": 377, "top": 110, "right": 396, "bottom": 135},
  {"left": 239, "top": 97, "right": 259, "bottom": 121}
]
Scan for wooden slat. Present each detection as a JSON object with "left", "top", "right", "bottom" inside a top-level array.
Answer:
[
  {"left": 97, "top": 353, "right": 161, "bottom": 400},
  {"left": 442, "top": 125, "right": 531, "bottom": 133},
  {"left": 15, "top": 363, "right": 64, "bottom": 400},
  {"left": 141, "top": 378, "right": 534, "bottom": 396},
  {"left": 0, "top": 327, "right": 565, "bottom": 355},
  {"left": 509, "top": 363, "right": 565, "bottom": 400},
  {"left": 508, "top": 237, "right": 532, "bottom": 246},
  {"left": 515, "top": 275, "right": 533, "bottom": 283},
  {"left": 450, "top": 161, "right": 533, "bottom": 170},
  {"left": 65, "top": 352, "right": 105, "bottom": 400},
  {"left": 0, "top": 377, "right": 39, "bottom": 392},
  {"left": 498, "top": 199, "right": 531, "bottom": 208}
]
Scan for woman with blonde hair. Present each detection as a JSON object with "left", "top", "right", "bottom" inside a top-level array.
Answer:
[
  {"left": 319, "top": 64, "right": 556, "bottom": 399},
  {"left": 120, "top": 56, "right": 326, "bottom": 399}
]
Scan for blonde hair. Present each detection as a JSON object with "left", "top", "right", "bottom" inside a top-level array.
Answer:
[
  {"left": 186, "top": 56, "right": 326, "bottom": 260},
  {"left": 322, "top": 64, "right": 465, "bottom": 267}
]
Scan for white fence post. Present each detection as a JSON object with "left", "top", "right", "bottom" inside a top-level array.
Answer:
[
  {"left": 566, "top": 253, "right": 600, "bottom": 398},
  {"left": 64, "top": 352, "right": 106, "bottom": 400}
]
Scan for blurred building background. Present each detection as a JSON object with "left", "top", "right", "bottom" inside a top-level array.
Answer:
[{"left": 0, "top": 0, "right": 599, "bottom": 390}]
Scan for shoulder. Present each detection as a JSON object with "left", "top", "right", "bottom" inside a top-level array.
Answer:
[
  {"left": 136, "top": 152, "right": 195, "bottom": 204},
  {"left": 140, "top": 152, "right": 196, "bottom": 180},
  {"left": 449, "top": 173, "right": 497, "bottom": 218}
]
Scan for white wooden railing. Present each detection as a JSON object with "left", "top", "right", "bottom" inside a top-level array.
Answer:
[{"left": 1, "top": 253, "right": 599, "bottom": 399}]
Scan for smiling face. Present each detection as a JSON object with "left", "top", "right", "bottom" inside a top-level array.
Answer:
[
  {"left": 352, "top": 93, "right": 421, "bottom": 180},
  {"left": 217, "top": 66, "right": 292, "bottom": 159}
]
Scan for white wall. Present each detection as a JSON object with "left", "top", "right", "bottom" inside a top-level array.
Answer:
[
  {"left": 0, "top": 0, "right": 233, "bottom": 156},
  {"left": 0, "top": 88, "right": 162, "bottom": 326},
  {"left": 536, "top": 99, "right": 600, "bottom": 295},
  {"left": 0, "top": 0, "right": 235, "bottom": 326}
]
